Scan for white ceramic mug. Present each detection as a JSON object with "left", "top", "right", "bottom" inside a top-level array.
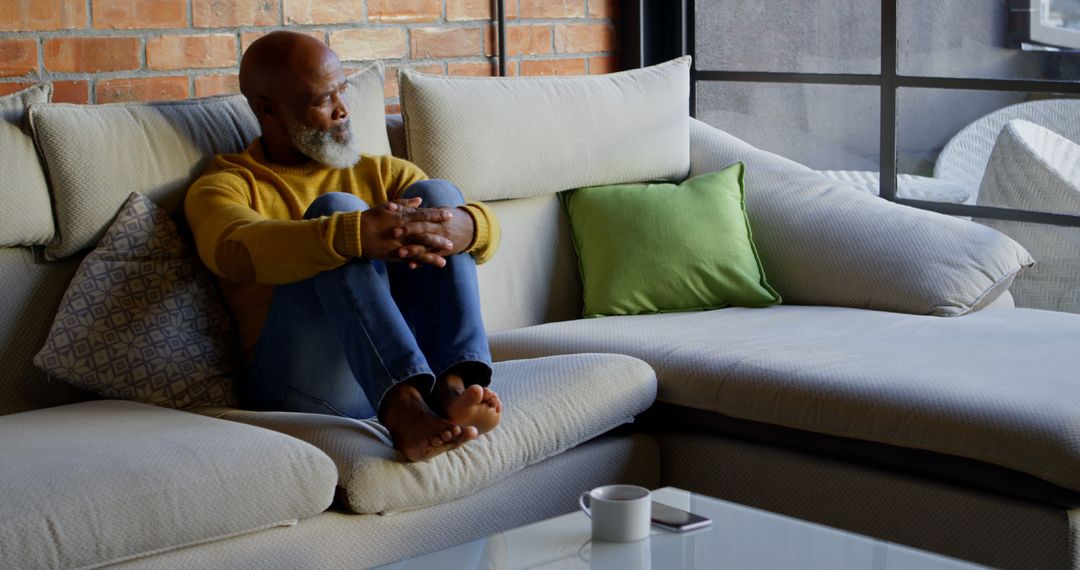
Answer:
[{"left": 578, "top": 484, "right": 651, "bottom": 542}]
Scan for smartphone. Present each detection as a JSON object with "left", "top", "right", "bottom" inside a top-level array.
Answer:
[{"left": 651, "top": 501, "right": 712, "bottom": 532}]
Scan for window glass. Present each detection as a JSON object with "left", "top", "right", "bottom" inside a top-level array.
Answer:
[
  {"left": 695, "top": 1, "right": 880, "bottom": 74},
  {"left": 898, "top": 0, "right": 1080, "bottom": 80},
  {"left": 897, "top": 87, "right": 1080, "bottom": 213},
  {"left": 696, "top": 82, "right": 880, "bottom": 171}
]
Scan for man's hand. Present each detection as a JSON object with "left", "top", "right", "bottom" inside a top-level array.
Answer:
[{"left": 358, "top": 197, "right": 474, "bottom": 269}]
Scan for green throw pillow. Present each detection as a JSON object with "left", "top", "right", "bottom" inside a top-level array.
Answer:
[{"left": 562, "top": 163, "right": 780, "bottom": 317}]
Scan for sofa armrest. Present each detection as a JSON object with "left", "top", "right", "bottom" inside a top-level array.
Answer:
[{"left": 688, "top": 118, "right": 1033, "bottom": 316}]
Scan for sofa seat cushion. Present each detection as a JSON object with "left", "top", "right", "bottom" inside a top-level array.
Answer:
[
  {"left": 199, "top": 353, "right": 657, "bottom": 514},
  {"left": 490, "top": 305, "right": 1080, "bottom": 493},
  {"left": 0, "top": 400, "right": 336, "bottom": 569}
]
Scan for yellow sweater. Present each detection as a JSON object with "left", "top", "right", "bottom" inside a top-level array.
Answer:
[{"left": 185, "top": 139, "right": 500, "bottom": 361}]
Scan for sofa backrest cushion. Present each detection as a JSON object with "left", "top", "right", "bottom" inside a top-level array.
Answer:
[
  {"left": 398, "top": 56, "right": 691, "bottom": 202},
  {"left": 0, "top": 248, "right": 95, "bottom": 416},
  {"left": 688, "top": 118, "right": 1034, "bottom": 316},
  {"left": 475, "top": 194, "right": 583, "bottom": 332},
  {"left": 31, "top": 64, "right": 389, "bottom": 260},
  {"left": 0, "top": 84, "right": 55, "bottom": 247}
]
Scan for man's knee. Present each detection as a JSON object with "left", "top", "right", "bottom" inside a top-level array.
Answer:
[
  {"left": 401, "top": 179, "right": 465, "bottom": 208},
  {"left": 304, "top": 192, "right": 369, "bottom": 219}
]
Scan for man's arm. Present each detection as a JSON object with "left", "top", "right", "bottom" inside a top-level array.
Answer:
[
  {"left": 187, "top": 171, "right": 455, "bottom": 283},
  {"left": 380, "top": 156, "right": 501, "bottom": 266}
]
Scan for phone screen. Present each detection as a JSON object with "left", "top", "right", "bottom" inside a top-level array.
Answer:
[{"left": 651, "top": 501, "right": 712, "bottom": 531}]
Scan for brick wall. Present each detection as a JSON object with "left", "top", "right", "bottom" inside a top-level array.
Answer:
[{"left": 0, "top": 0, "right": 619, "bottom": 110}]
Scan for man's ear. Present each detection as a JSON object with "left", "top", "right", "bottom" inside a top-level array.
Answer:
[{"left": 253, "top": 96, "right": 278, "bottom": 122}]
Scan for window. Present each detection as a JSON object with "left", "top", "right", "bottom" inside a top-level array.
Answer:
[{"left": 635, "top": 0, "right": 1080, "bottom": 311}]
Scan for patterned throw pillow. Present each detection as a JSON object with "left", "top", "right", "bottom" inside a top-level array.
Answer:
[{"left": 34, "top": 193, "right": 238, "bottom": 409}]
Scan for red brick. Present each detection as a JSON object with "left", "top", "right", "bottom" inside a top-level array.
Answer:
[
  {"left": 500, "top": 25, "right": 552, "bottom": 56},
  {"left": 589, "top": 55, "right": 619, "bottom": 74},
  {"left": 0, "top": 39, "right": 37, "bottom": 77},
  {"left": 96, "top": 76, "right": 189, "bottom": 103},
  {"left": 194, "top": 0, "right": 280, "bottom": 28},
  {"left": 284, "top": 0, "right": 363, "bottom": 25},
  {"left": 148, "top": 34, "right": 237, "bottom": 70},
  {"left": 330, "top": 28, "right": 407, "bottom": 61},
  {"left": 52, "top": 80, "right": 90, "bottom": 103},
  {"left": 93, "top": 0, "right": 186, "bottom": 30},
  {"left": 448, "top": 0, "right": 490, "bottom": 21},
  {"left": 448, "top": 62, "right": 495, "bottom": 76},
  {"left": 0, "top": 83, "right": 33, "bottom": 96},
  {"left": 44, "top": 37, "right": 140, "bottom": 73},
  {"left": 411, "top": 28, "right": 483, "bottom": 59},
  {"left": 368, "top": 0, "right": 439, "bottom": 23},
  {"left": 520, "top": 58, "right": 586, "bottom": 76},
  {"left": 384, "top": 63, "right": 442, "bottom": 99},
  {"left": 588, "top": 0, "right": 618, "bottom": 18},
  {"left": 519, "top": 0, "right": 584, "bottom": 18},
  {"left": 194, "top": 74, "right": 240, "bottom": 97},
  {"left": 555, "top": 23, "right": 615, "bottom": 54},
  {"left": 0, "top": 0, "right": 88, "bottom": 32},
  {"left": 241, "top": 30, "right": 324, "bottom": 52}
]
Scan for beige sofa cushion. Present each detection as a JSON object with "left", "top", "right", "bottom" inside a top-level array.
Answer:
[
  {"left": 202, "top": 353, "right": 657, "bottom": 514},
  {"left": 31, "top": 64, "right": 389, "bottom": 260},
  {"left": 34, "top": 193, "right": 237, "bottom": 409},
  {"left": 399, "top": 56, "right": 691, "bottom": 201},
  {"left": 688, "top": 118, "right": 1033, "bottom": 316},
  {"left": 0, "top": 83, "right": 54, "bottom": 247},
  {"left": 490, "top": 304, "right": 1080, "bottom": 494},
  {"left": 0, "top": 400, "right": 336, "bottom": 569}
]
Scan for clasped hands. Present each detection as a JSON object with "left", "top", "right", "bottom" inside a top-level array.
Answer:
[{"left": 360, "top": 197, "right": 473, "bottom": 269}]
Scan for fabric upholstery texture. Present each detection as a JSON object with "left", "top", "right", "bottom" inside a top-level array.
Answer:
[
  {"left": 475, "top": 194, "right": 582, "bottom": 333},
  {"left": 0, "top": 83, "right": 54, "bottom": 247},
  {"left": 201, "top": 353, "right": 656, "bottom": 514},
  {"left": 0, "top": 247, "right": 91, "bottom": 416},
  {"left": 563, "top": 164, "right": 779, "bottom": 317},
  {"left": 399, "top": 56, "right": 691, "bottom": 202},
  {"left": 490, "top": 304, "right": 1080, "bottom": 493},
  {"left": 106, "top": 435, "right": 659, "bottom": 569},
  {"left": 0, "top": 400, "right": 336, "bottom": 569},
  {"left": 818, "top": 170, "right": 972, "bottom": 203},
  {"left": 659, "top": 433, "right": 1072, "bottom": 570},
  {"left": 34, "top": 193, "right": 237, "bottom": 409},
  {"left": 975, "top": 120, "right": 1080, "bottom": 313},
  {"left": 688, "top": 118, "right": 1034, "bottom": 315},
  {"left": 31, "top": 64, "right": 389, "bottom": 260}
]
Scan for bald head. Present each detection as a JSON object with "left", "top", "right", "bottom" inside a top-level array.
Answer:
[{"left": 240, "top": 31, "right": 339, "bottom": 104}]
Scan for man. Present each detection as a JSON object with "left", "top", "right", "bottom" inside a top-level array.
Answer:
[{"left": 185, "top": 31, "right": 501, "bottom": 462}]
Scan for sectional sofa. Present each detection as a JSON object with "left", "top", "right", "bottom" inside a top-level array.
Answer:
[{"left": 2, "top": 57, "right": 1079, "bottom": 569}]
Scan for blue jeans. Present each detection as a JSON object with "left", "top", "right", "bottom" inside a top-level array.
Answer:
[{"left": 246, "top": 180, "right": 493, "bottom": 420}]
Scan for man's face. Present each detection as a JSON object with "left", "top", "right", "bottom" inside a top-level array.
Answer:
[{"left": 280, "top": 54, "right": 362, "bottom": 169}]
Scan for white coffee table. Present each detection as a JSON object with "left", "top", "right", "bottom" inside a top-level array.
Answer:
[{"left": 376, "top": 487, "right": 987, "bottom": 569}]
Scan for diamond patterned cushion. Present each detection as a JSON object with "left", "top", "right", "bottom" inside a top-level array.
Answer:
[{"left": 34, "top": 193, "right": 237, "bottom": 409}]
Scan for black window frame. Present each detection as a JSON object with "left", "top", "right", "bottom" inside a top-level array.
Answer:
[{"left": 629, "top": 0, "right": 1080, "bottom": 228}]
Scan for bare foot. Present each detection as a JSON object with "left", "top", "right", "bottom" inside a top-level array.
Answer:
[
  {"left": 379, "top": 382, "right": 477, "bottom": 462},
  {"left": 433, "top": 375, "right": 502, "bottom": 437}
]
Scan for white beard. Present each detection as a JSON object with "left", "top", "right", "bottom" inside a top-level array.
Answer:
[{"left": 285, "top": 116, "right": 362, "bottom": 169}]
